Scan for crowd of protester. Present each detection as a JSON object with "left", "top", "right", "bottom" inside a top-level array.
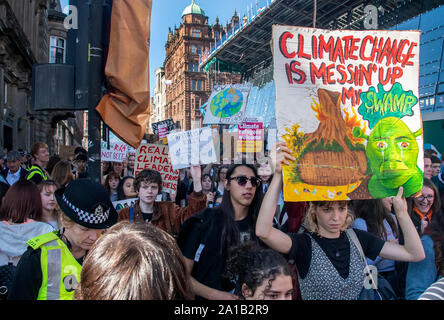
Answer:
[{"left": 0, "top": 141, "right": 443, "bottom": 301}]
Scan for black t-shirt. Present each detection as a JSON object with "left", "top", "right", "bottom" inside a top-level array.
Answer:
[
  {"left": 237, "top": 216, "right": 252, "bottom": 243},
  {"left": 182, "top": 215, "right": 253, "bottom": 261},
  {"left": 141, "top": 212, "right": 153, "bottom": 222},
  {"left": 288, "top": 229, "right": 385, "bottom": 280}
]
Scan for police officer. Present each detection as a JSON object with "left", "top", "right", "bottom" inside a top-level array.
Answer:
[{"left": 7, "top": 179, "right": 118, "bottom": 300}]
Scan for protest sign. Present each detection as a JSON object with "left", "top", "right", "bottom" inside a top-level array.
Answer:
[
  {"left": 273, "top": 26, "right": 423, "bottom": 201},
  {"left": 101, "top": 142, "right": 127, "bottom": 162},
  {"left": 167, "top": 127, "right": 217, "bottom": 170},
  {"left": 236, "top": 121, "right": 263, "bottom": 153},
  {"left": 152, "top": 118, "right": 176, "bottom": 138},
  {"left": 59, "top": 145, "right": 77, "bottom": 160},
  {"left": 135, "top": 143, "right": 179, "bottom": 193},
  {"left": 202, "top": 83, "right": 252, "bottom": 125},
  {"left": 112, "top": 198, "right": 137, "bottom": 211}
]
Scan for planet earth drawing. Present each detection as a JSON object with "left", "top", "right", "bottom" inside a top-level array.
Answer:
[{"left": 209, "top": 88, "right": 243, "bottom": 118}]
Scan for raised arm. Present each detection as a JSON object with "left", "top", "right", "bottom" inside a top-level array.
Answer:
[
  {"left": 379, "top": 187, "right": 425, "bottom": 262},
  {"left": 256, "top": 142, "right": 295, "bottom": 254}
]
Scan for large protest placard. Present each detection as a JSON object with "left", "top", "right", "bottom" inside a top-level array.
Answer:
[
  {"left": 202, "top": 83, "right": 252, "bottom": 125},
  {"left": 273, "top": 26, "right": 423, "bottom": 201},
  {"left": 134, "top": 143, "right": 179, "bottom": 193},
  {"left": 236, "top": 121, "right": 263, "bottom": 153},
  {"left": 167, "top": 127, "right": 217, "bottom": 170}
]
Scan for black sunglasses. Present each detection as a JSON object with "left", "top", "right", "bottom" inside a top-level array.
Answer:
[{"left": 229, "top": 176, "right": 261, "bottom": 187}]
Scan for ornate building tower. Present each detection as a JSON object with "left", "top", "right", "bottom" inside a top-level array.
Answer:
[{"left": 164, "top": 0, "right": 241, "bottom": 130}]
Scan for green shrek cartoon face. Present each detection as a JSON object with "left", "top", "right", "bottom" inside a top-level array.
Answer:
[{"left": 353, "top": 117, "right": 423, "bottom": 198}]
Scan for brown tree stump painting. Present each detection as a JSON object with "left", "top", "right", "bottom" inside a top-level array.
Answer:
[{"left": 297, "top": 88, "right": 367, "bottom": 186}]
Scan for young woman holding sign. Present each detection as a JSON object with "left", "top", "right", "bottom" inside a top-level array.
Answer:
[
  {"left": 117, "top": 164, "right": 207, "bottom": 237},
  {"left": 255, "top": 142, "right": 425, "bottom": 300}
]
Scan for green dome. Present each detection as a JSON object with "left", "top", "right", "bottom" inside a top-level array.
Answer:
[{"left": 182, "top": 0, "right": 206, "bottom": 17}]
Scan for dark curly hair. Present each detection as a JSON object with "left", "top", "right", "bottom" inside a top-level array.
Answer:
[
  {"left": 226, "top": 241, "right": 293, "bottom": 300},
  {"left": 134, "top": 169, "right": 162, "bottom": 193}
]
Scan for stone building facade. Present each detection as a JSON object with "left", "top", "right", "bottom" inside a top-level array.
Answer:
[
  {"left": 164, "top": 0, "right": 241, "bottom": 131},
  {"left": 0, "top": 0, "right": 83, "bottom": 155},
  {"left": 147, "top": 67, "right": 166, "bottom": 133}
]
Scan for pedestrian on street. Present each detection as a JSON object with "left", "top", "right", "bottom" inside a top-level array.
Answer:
[
  {"left": 117, "top": 165, "right": 206, "bottom": 237},
  {"left": 26, "top": 142, "right": 50, "bottom": 184},
  {"left": 1, "top": 151, "right": 28, "bottom": 186},
  {"left": 37, "top": 180, "right": 60, "bottom": 230},
  {"left": 226, "top": 241, "right": 293, "bottom": 300},
  {"left": 0, "top": 180, "right": 54, "bottom": 299},
  {"left": 177, "top": 163, "right": 264, "bottom": 300},
  {"left": 255, "top": 142, "right": 425, "bottom": 300}
]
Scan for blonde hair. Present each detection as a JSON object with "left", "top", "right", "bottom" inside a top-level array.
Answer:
[
  {"left": 59, "top": 211, "right": 76, "bottom": 229},
  {"left": 304, "top": 201, "right": 354, "bottom": 235}
]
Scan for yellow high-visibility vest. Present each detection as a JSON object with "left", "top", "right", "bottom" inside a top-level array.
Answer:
[
  {"left": 26, "top": 165, "right": 48, "bottom": 181},
  {"left": 27, "top": 231, "right": 81, "bottom": 300}
]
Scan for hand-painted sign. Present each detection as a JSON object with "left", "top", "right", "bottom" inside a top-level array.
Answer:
[
  {"left": 101, "top": 142, "right": 128, "bottom": 162},
  {"left": 273, "top": 26, "right": 423, "bottom": 201},
  {"left": 202, "top": 83, "right": 252, "bottom": 125},
  {"left": 134, "top": 143, "right": 179, "bottom": 193}
]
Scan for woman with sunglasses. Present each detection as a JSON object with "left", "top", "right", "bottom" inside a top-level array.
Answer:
[
  {"left": 177, "top": 163, "right": 264, "bottom": 300},
  {"left": 256, "top": 142, "right": 425, "bottom": 300},
  {"left": 405, "top": 180, "right": 442, "bottom": 299}
]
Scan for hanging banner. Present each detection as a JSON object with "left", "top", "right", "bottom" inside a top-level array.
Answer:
[
  {"left": 202, "top": 83, "right": 252, "bottom": 125},
  {"left": 134, "top": 143, "right": 179, "bottom": 193},
  {"left": 167, "top": 127, "right": 217, "bottom": 170},
  {"left": 236, "top": 121, "right": 263, "bottom": 153},
  {"left": 273, "top": 26, "right": 423, "bottom": 201}
]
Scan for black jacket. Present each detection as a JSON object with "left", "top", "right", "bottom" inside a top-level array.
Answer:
[
  {"left": 177, "top": 207, "right": 260, "bottom": 298},
  {"left": 178, "top": 207, "right": 227, "bottom": 294},
  {"left": 1, "top": 167, "right": 29, "bottom": 185}
]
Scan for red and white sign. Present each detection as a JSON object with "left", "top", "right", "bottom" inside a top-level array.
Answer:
[
  {"left": 135, "top": 143, "right": 179, "bottom": 193},
  {"left": 101, "top": 143, "right": 127, "bottom": 162}
]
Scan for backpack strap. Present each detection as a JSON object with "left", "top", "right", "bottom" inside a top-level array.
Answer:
[{"left": 129, "top": 206, "right": 134, "bottom": 222}]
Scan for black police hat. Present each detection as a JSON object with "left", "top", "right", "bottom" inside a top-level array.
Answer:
[{"left": 55, "top": 178, "right": 118, "bottom": 229}]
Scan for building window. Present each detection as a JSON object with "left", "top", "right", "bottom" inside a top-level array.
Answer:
[
  {"left": 192, "top": 80, "right": 202, "bottom": 91},
  {"left": 49, "top": 36, "right": 66, "bottom": 64},
  {"left": 191, "top": 45, "right": 197, "bottom": 54},
  {"left": 189, "top": 61, "right": 199, "bottom": 72},
  {"left": 192, "top": 28, "right": 201, "bottom": 38}
]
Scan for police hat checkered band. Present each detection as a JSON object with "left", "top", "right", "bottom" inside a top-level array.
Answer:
[{"left": 62, "top": 194, "right": 110, "bottom": 225}]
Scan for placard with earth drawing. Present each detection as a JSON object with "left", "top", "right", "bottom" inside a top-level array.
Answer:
[
  {"left": 202, "top": 83, "right": 252, "bottom": 125},
  {"left": 272, "top": 25, "right": 423, "bottom": 201}
]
